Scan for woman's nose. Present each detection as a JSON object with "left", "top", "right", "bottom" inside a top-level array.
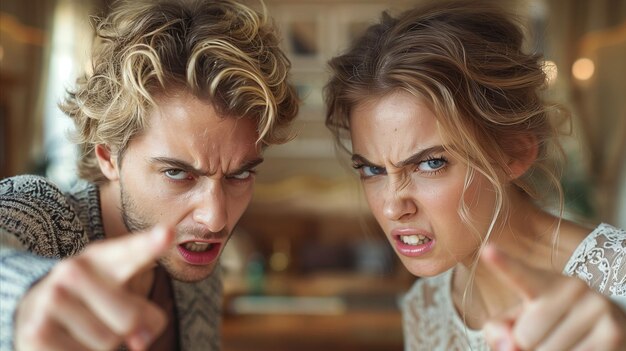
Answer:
[{"left": 382, "top": 177, "right": 417, "bottom": 221}]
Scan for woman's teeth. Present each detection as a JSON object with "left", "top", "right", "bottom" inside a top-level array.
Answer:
[
  {"left": 400, "top": 235, "right": 431, "bottom": 245},
  {"left": 183, "top": 242, "right": 212, "bottom": 252}
]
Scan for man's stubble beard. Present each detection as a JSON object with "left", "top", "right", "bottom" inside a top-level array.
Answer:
[{"left": 119, "top": 181, "right": 217, "bottom": 283}]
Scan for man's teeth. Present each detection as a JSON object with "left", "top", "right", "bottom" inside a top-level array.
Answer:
[
  {"left": 183, "top": 242, "right": 212, "bottom": 252},
  {"left": 400, "top": 235, "right": 431, "bottom": 245}
]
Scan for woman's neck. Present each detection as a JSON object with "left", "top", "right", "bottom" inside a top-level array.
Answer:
[{"left": 451, "top": 192, "right": 590, "bottom": 329}]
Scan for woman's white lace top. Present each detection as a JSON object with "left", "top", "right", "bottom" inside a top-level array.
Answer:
[{"left": 401, "top": 223, "right": 626, "bottom": 351}]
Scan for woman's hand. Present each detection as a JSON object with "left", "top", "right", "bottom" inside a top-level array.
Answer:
[{"left": 481, "top": 245, "right": 626, "bottom": 351}]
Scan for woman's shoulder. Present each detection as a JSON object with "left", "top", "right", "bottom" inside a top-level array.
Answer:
[
  {"left": 563, "top": 223, "right": 625, "bottom": 296},
  {"left": 567, "top": 223, "right": 625, "bottom": 256},
  {"left": 588, "top": 223, "right": 626, "bottom": 238}
]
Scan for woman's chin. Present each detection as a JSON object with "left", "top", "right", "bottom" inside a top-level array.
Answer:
[{"left": 403, "top": 259, "right": 450, "bottom": 278}]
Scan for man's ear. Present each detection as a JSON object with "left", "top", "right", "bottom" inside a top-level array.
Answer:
[
  {"left": 506, "top": 135, "right": 538, "bottom": 180},
  {"left": 95, "top": 144, "right": 120, "bottom": 181}
]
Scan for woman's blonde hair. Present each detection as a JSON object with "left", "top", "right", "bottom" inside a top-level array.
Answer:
[
  {"left": 326, "top": 0, "right": 567, "bottom": 236},
  {"left": 61, "top": 0, "right": 299, "bottom": 184}
]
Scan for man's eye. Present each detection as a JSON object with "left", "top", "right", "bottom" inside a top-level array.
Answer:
[
  {"left": 361, "top": 165, "right": 386, "bottom": 177},
  {"left": 230, "top": 170, "right": 252, "bottom": 180},
  {"left": 164, "top": 169, "right": 190, "bottom": 180}
]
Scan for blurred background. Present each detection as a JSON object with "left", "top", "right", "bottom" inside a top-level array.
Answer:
[{"left": 1, "top": 0, "right": 625, "bottom": 350}]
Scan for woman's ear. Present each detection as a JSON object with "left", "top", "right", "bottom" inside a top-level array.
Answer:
[
  {"left": 506, "top": 135, "right": 538, "bottom": 180},
  {"left": 95, "top": 144, "right": 120, "bottom": 181}
]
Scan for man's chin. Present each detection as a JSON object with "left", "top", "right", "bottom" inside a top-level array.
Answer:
[{"left": 159, "top": 257, "right": 217, "bottom": 283}]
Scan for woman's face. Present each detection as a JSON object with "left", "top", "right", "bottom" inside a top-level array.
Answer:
[{"left": 349, "top": 91, "right": 498, "bottom": 276}]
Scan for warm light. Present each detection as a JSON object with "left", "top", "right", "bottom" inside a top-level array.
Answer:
[
  {"left": 269, "top": 252, "right": 289, "bottom": 272},
  {"left": 572, "top": 58, "right": 595, "bottom": 81},
  {"left": 0, "top": 45, "right": 4, "bottom": 62},
  {"left": 542, "top": 60, "right": 558, "bottom": 85}
]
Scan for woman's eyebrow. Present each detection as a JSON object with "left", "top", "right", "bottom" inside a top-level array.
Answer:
[
  {"left": 393, "top": 145, "right": 446, "bottom": 168},
  {"left": 351, "top": 154, "right": 379, "bottom": 166},
  {"left": 351, "top": 145, "right": 446, "bottom": 168}
]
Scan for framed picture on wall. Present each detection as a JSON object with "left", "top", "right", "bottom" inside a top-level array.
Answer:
[{"left": 272, "top": 4, "right": 329, "bottom": 70}]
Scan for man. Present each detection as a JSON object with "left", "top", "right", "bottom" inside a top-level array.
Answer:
[{"left": 0, "top": 0, "right": 299, "bottom": 350}]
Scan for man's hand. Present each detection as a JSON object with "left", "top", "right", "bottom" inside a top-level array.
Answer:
[
  {"left": 481, "top": 244, "right": 626, "bottom": 351},
  {"left": 15, "top": 226, "right": 175, "bottom": 351}
]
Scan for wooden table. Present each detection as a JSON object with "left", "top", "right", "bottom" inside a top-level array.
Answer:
[
  {"left": 222, "top": 272, "right": 412, "bottom": 351},
  {"left": 223, "top": 309, "right": 404, "bottom": 351}
]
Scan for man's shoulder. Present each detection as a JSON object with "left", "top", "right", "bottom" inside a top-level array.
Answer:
[
  {"left": 1, "top": 174, "right": 64, "bottom": 198},
  {"left": 1, "top": 175, "right": 93, "bottom": 257},
  {"left": 0, "top": 174, "right": 73, "bottom": 218}
]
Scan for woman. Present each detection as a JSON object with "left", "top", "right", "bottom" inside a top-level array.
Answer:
[{"left": 325, "top": 1, "right": 626, "bottom": 350}]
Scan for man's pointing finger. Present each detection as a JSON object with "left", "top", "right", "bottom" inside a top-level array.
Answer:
[{"left": 83, "top": 226, "right": 175, "bottom": 284}]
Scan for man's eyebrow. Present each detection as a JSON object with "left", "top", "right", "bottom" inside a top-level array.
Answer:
[
  {"left": 149, "top": 157, "right": 264, "bottom": 176},
  {"left": 150, "top": 157, "right": 201, "bottom": 173},
  {"left": 351, "top": 145, "right": 446, "bottom": 168},
  {"left": 228, "top": 157, "right": 264, "bottom": 175}
]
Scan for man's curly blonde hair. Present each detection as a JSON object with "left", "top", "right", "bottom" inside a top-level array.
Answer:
[{"left": 61, "top": 0, "right": 299, "bottom": 183}]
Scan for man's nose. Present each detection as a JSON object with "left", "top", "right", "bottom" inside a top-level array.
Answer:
[{"left": 192, "top": 180, "right": 227, "bottom": 233}]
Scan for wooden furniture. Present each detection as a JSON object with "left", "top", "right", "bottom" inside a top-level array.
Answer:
[
  {"left": 222, "top": 272, "right": 413, "bottom": 351},
  {"left": 223, "top": 309, "right": 403, "bottom": 351}
]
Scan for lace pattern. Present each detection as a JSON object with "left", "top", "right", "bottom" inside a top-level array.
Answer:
[{"left": 564, "top": 224, "right": 626, "bottom": 296}]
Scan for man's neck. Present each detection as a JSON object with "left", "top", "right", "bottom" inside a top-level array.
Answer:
[
  {"left": 98, "top": 181, "right": 156, "bottom": 297},
  {"left": 98, "top": 181, "right": 127, "bottom": 240}
]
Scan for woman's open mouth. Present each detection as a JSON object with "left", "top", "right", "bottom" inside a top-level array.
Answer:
[{"left": 392, "top": 228, "right": 435, "bottom": 257}]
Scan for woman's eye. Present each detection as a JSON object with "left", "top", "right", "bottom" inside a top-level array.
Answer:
[
  {"left": 164, "top": 169, "right": 190, "bottom": 180},
  {"left": 418, "top": 158, "right": 447, "bottom": 172},
  {"left": 361, "top": 165, "right": 386, "bottom": 177},
  {"left": 230, "top": 170, "right": 252, "bottom": 180}
]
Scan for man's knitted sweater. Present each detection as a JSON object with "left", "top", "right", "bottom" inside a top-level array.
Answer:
[{"left": 0, "top": 175, "right": 222, "bottom": 351}]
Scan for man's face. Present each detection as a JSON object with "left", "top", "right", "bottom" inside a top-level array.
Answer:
[{"left": 112, "top": 91, "right": 262, "bottom": 282}]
